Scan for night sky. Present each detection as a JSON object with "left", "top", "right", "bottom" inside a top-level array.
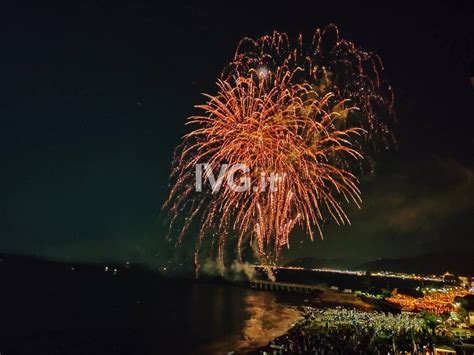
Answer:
[{"left": 1, "top": 1, "right": 473, "bottom": 269}]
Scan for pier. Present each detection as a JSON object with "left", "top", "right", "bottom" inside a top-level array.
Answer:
[{"left": 250, "top": 280, "right": 324, "bottom": 294}]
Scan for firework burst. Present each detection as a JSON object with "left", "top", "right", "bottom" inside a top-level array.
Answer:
[
  {"left": 223, "top": 24, "right": 395, "bottom": 150},
  {"left": 163, "top": 26, "right": 394, "bottom": 272}
]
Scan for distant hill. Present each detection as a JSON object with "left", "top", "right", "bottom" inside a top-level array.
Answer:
[
  {"left": 0, "top": 253, "right": 153, "bottom": 276},
  {"left": 284, "top": 257, "right": 360, "bottom": 270},
  {"left": 284, "top": 253, "right": 473, "bottom": 276},
  {"left": 352, "top": 253, "right": 474, "bottom": 276}
]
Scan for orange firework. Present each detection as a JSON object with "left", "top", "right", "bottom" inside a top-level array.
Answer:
[
  {"left": 223, "top": 24, "right": 395, "bottom": 150},
  {"left": 163, "top": 26, "right": 394, "bottom": 271}
]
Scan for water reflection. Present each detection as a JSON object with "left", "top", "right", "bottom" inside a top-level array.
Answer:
[{"left": 198, "top": 286, "right": 301, "bottom": 354}]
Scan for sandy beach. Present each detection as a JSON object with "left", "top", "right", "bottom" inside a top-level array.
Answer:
[{"left": 197, "top": 291, "right": 303, "bottom": 354}]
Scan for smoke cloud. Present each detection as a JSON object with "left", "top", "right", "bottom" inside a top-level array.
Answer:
[{"left": 201, "top": 259, "right": 256, "bottom": 281}]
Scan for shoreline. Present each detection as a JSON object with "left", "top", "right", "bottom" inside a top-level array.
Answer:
[
  {"left": 197, "top": 298, "right": 304, "bottom": 355},
  {"left": 229, "top": 288, "right": 383, "bottom": 354},
  {"left": 234, "top": 287, "right": 399, "bottom": 354},
  {"left": 236, "top": 303, "right": 303, "bottom": 353}
]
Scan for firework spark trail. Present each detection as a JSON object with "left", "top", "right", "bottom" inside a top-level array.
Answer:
[
  {"left": 163, "top": 26, "right": 394, "bottom": 272},
  {"left": 223, "top": 24, "right": 396, "bottom": 150}
]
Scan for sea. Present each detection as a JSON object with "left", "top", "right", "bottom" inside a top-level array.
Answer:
[{"left": 0, "top": 256, "right": 303, "bottom": 355}]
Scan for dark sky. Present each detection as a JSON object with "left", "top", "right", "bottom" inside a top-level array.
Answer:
[{"left": 1, "top": 0, "right": 473, "bottom": 269}]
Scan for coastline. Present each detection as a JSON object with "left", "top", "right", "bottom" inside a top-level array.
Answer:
[
  {"left": 236, "top": 302, "right": 303, "bottom": 352},
  {"left": 230, "top": 287, "right": 380, "bottom": 353},
  {"left": 234, "top": 287, "right": 394, "bottom": 354},
  {"left": 197, "top": 296, "right": 304, "bottom": 355}
]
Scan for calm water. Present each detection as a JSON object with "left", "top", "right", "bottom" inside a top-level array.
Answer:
[{"left": 0, "top": 259, "right": 301, "bottom": 354}]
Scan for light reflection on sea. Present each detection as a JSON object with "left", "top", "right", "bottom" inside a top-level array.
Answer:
[{"left": 196, "top": 288, "right": 302, "bottom": 354}]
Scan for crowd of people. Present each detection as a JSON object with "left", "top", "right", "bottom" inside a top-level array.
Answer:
[
  {"left": 386, "top": 288, "right": 470, "bottom": 315},
  {"left": 257, "top": 307, "right": 439, "bottom": 354}
]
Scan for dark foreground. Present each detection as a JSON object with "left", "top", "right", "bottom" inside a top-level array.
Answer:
[
  {"left": 0, "top": 255, "right": 303, "bottom": 354},
  {"left": 2, "top": 255, "right": 471, "bottom": 354}
]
